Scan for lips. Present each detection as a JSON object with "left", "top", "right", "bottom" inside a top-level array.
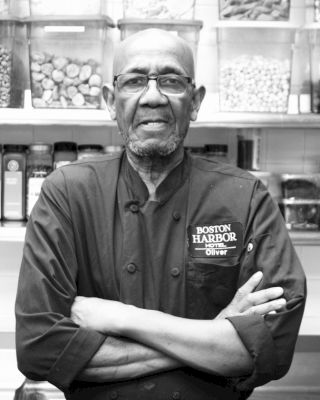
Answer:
[{"left": 139, "top": 118, "right": 168, "bottom": 126}]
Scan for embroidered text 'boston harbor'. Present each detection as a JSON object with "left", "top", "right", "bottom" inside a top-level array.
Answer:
[{"left": 188, "top": 222, "right": 243, "bottom": 258}]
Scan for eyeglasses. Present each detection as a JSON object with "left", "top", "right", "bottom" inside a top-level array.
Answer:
[{"left": 113, "top": 73, "right": 195, "bottom": 96}]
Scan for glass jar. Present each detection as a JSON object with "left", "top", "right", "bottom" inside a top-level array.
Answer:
[
  {"left": 54, "top": 141, "right": 77, "bottom": 169},
  {"left": 77, "top": 144, "right": 103, "bottom": 160},
  {"left": 26, "top": 142, "right": 53, "bottom": 218},
  {"left": 2, "top": 144, "right": 27, "bottom": 221},
  {"left": 205, "top": 144, "right": 228, "bottom": 163}
]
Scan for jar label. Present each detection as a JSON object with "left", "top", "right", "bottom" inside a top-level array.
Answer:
[
  {"left": 3, "top": 171, "right": 23, "bottom": 219},
  {"left": 27, "top": 177, "right": 46, "bottom": 217}
]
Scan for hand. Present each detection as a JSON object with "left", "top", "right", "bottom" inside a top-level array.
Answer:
[
  {"left": 70, "top": 296, "right": 132, "bottom": 334},
  {"left": 216, "top": 271, "right": 286, "bottom": 319}
]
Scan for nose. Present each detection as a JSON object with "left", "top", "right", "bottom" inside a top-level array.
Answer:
[{"left": 138, "top": 79, "right": 168, "bottom": 107}]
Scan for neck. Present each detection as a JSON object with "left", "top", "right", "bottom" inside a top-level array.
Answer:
[{"left": 126, "top": 146, "right": 184, "bottom": 201}]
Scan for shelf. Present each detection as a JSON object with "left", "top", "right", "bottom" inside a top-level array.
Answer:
[
  {"left": 3, "top": 107, "right": 320, "bottom": 128},
  {"left": 0, "top": 107, "right": 115, "bottom": 127},
  {"left": 0, "top": 224, "right": 26, "bottom": 243},
  {"left": 289, "top": 231, "right": 320, "bottom": 246}
]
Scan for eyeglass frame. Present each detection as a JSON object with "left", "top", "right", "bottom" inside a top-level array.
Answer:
[{"left": 113, "top": 73, "right": 195, "bottom": 96}]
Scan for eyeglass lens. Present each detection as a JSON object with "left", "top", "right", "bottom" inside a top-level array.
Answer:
[{"left": 117, "top": 74, "right": 189, "bottom": 95}]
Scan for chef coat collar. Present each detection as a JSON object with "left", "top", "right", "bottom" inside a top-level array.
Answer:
[{"left": 121, "top": 149, "right": 191, "bottom": 205}]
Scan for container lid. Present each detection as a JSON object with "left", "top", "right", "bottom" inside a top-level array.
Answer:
[
  {"left": 24, "top": 15, "right": 115, "bottom": 28},
  {"left": 78, "top": 144, "right": 103, "bottom": 152},
  {"left": 205, "top": 144, "right": 228, "bottom": 154},
  {"left": 54, "top": 141, "right": 77, "bottom": 152},
  {"left": 118, "top": 18, "right": 203, "bottom": 29},
  {"left": 29, "top": 142, "right": 52, "bottom": 153},
  {"left": 3, "top": 144, "right": 27, "bottom": 152}
]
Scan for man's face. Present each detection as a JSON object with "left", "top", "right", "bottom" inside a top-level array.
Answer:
[{"left": 107, "top": 32, "right": 204, "bottom": 158}]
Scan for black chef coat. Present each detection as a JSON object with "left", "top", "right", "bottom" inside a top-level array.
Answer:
[{"left": 15, "top": 151, "right": 306, "bottom": 400}]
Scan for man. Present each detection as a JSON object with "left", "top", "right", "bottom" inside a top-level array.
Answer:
[{"left": 15, "top": 29, "right": 306, "bottom": 400}]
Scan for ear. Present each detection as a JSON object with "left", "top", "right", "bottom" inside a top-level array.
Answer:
[
  {"left": 190, "top": 85, "right": 206, "bottom": 122},
  {"left": 103, "top": 83, "right": 117, "bottom": 120}
]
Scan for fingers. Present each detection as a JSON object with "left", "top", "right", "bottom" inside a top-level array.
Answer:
[
  {"left": 237, "top": 271, "right": 263, "bottom": 299},
  {"left": 244, "top": 297, "right": 286, "bottom": 316}
]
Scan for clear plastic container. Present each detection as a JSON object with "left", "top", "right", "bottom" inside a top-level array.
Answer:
[
  {"left": 29, "top": 0, "right": 107, "bottom": 16},
  {"left": 118, "top": 19, "right": 202, "bottom": 61},
  {"left": 0, "top": 0, "right": 10, "bottom": 15},
  {"left": 0, "top": 18, "right": 25, "bottom": 108},
  {"left": 219, "top": 0, "right": 290, "bottom": 21},
  {"left": 218, "top": 27, "right": 295, "bottom": 113},
  {"left": 308, "top": 28, "right": 320, "bottom": 113},
  {"left": 279, "top": 199, "right": 320, "bottom": 231},
  {"left": 280, "top": 173, "right": 320, "bottom": 199},
  {"left": 28, "top": 17, "right": 114, "bottom": 109},
  {"left": 123, "top": 0, "right": 195, "bottom": 19}
]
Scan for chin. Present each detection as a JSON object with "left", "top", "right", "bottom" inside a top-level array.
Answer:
[{"left": 128, "top": 140, "right": 180, "bottom": 158}]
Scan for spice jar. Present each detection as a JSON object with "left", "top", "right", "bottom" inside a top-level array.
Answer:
[
  {"left": 205, "top": 144, "right": 229, "bottom": 163},
  {"left": 54, "top": 141, "right": 77, "bottom": 169},
  {"left": 77, "top": 144, "right": 103, "bottom": 160},
  {"left": 26, "top": 143, "right": 53, "bottom": 218},
  {"left": 2, "top": 144, "right": 27, "bottom": 221}
]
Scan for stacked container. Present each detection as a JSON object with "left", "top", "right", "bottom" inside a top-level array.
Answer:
[
  {"left": 119, "top": 0, "right": 202, "bottom": 62},
  {"left": 28, "top": 17, "right": 114, "bottom": 109},
  {"left": 279, "top": 174, "right": 320, "bottom": 231},
  {"left": 217, "top": 26, "right": 296, "bottom": 113},
  {"left": 0, "top": 17, "right": 25, "bottom": 108}
]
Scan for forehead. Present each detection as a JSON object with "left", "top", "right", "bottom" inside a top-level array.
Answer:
[{"left": 114, "top": 31, "right": 194, "bottom": 77}]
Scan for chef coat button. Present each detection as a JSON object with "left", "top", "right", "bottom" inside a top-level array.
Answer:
[
  {"left": 110, "top": 390, "right": 118, "bottom": 399},
  {"left": 172, "top": 391, "right": 181, "bottom": 399},
  {"left": 129, "top": 203, "right": 139, "bottom": 213},
  {"left": 172, "top": 211, "right": 181, "bottom": 221},
  {"left": 127, "top": 263, "right": 137, "bottom": 273},
  {"left": 247, "top": 242, "right": 254, "bottom": 252},
  {"left": 171, "top": 267, "right": 180, "bottom": 277}
]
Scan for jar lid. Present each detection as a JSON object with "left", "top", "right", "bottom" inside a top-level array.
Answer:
[
  {"left": 205, "top": 144, "right": 228, "bottom": 154},
  {"left": 78, "top": 144, "right": 103, "bottom": 152},
  {"left": 4, "top": 144, "right": 28, "bottom": 153},
  {"left": 187, "top": 146, "right": 205, "bottom": 154},
  {"left": 103, "top": 145, "right": 123, "bottom": 153},
  {"left": 28, "top": 142, "right": 52, "bottom": 153},
  {"left": 54, "top": 141, "right": 77, "bottom": 152}
]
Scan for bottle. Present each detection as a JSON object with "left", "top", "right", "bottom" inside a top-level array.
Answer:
[
  {"left": 53, "top": 141, "right": 77, "bottom": 169},
  {"left": 77, "top": 144, "right": 103, "bottom": 160},
  {"left": 2, "top": 144, "right": 27, "bottom": 221},
  {"left": 26, "top": 143, "right": 53, "bottom": 218},
  {"left": 237, "top": 129, "right": 261, "bottom": 171}
]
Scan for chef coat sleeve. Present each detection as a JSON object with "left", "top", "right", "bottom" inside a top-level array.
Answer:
[
  {"left": 15, "top": 169, "right": 106, "bottom": 392},
  {"left": 226, "top": 180, "right": 306, "bottom": 391}
]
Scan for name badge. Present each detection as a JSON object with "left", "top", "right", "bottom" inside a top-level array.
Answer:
[{"left": 188, "top": 222, "right": 243, "bottom": 258}]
